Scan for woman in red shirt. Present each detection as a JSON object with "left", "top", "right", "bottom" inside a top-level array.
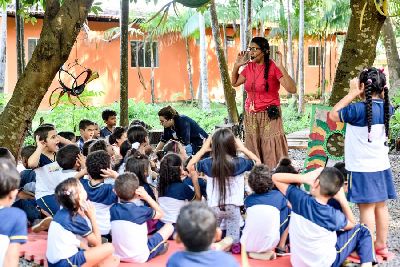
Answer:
[{"left": 231, "top": 37, "right": 296, "bottom": 169}]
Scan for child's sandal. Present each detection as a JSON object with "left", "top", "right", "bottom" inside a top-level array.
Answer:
[
  {"left": 347, "top": 253, "right": 384, "bottom": 264},
  {"left": 375, "top": 246, "right": 395, "bottom": 261}
]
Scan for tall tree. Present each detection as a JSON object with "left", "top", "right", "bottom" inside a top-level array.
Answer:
[
  {"left": 15, "top": 0, "right": 25, "bottom": 78},
  {"left": 0, "top": 0, "right": 95, "bottom": 156},
  {"left": 0, "top": 8, "right": 7, "bottom": 93},
  {"left": 120, "top": 0, "right": 129, "bottom": 127},
  {"left": 329, "top": 0, "right": 386, "bottom": 105},
  {"left": 198, "top": 11, "right": 210, "bottom": 111},
  {"left": 381, "top": 17, "right": 400, "bottom": 98},
  {"left": 297, "top": 0, "right": 304, "bottom": 114},
  {"left": 209, "top": 0, "right": 239, "bottom": 123},
  {"left": 286, "top": 0, "right": 294, "bottom": 79}
]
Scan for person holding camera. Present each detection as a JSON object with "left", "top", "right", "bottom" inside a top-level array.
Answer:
[{"left": 231, "top": 37, "right": 296, "bottom": 169}]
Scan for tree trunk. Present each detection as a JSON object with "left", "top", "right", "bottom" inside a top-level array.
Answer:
[
  {"left": 245, "top": 0, "right": 252, "bottom": 46},
  {"left": 329, "top": 0, "right": 386, "bottom": 106},
  {"left": 222, "top": 23, "right": 228, "bottom": 59},
  {"left": 185, "top": 38, "right": 194, "bottom": 101},
  {"left": 260, "top": 20, "right": 265, "bottom": 37},
  {"left": 381, "top": 18, "right": 400, "bottom": 99},
  {"left": 297, "top": 0, "right": 304, "bottom": 114},
  {"left": 16, "top": 0, "right": 25, "bottom": 78},
  {"left": 0, "top": 8, "right": 7, "bottom": 94},
  {"left": 198, "top": 12, "right": 210, "bottom": 111},
  {"left": 318, "top": 36, "right": 322, "bottom": 89},
  {"left": 286, "top": 0, "right": 294, "bottom": 78},
  {"left": 321, "top": 31, "right": 327, "bottom": 103},
  {"left": 150, "top": 39, "right": 155, "bottom": 104},
  {"left": 120, "top": 0, "right": 129, "bottom": 127},
  {"left": 0, "top": 0, "right": 94, "bottom": 156},
  {"left": 209, "top": 0, "right": 239, "bottom": 123}
]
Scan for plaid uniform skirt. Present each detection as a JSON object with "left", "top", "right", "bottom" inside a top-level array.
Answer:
[{"left": 244, "top": 110, "right": 288, "bottom": 169}]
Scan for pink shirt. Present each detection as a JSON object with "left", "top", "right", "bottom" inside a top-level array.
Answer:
[{"left": 240, "top": 60, "right": 283, "bottom": 112}]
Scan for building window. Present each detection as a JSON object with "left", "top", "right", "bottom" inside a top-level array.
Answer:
[
  {"left": 131, "top": 41, "right": 159, "bottom": 68},
  {"left": 27, "top": 38, "right": 39, "bottom": 61},
  {"left": 269, "top": 45, "right": 278, "bottom": 61},
  {"left": 226, "top": 36, "right": 235, "bottom": 47},
  {"left": 308, "top": 46, "right": 323, "bottom": 66}
]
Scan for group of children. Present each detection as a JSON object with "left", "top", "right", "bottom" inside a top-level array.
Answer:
[{"left": 0, "top": 67, "right": 397, "bottom": 267}]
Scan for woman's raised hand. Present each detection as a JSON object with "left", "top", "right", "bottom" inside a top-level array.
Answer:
[{"left": 235, "top": 51, "right": 249, "bottom": 67}]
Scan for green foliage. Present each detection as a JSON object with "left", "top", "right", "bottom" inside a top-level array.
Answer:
[
  {"left": 390, "top": 92, "right": 400, "bottom": 140},
  {"left": 281, "top": 102, "right": 312, "bottom": 134},
  {"left": 33, "top": 101, "right": 229, "bottom": 134},
  {"left": 30, "top": 100, "right": 312, "bottom": 145}
]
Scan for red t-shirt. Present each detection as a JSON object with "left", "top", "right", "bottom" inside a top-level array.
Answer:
[{"left": 240, "top": 60, "right": 283, "bottom": 112}]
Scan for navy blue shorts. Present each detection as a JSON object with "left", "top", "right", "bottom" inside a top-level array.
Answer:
[
  {"left": 347, "top": 169, "right": 397, "bottom": 203},
  {"left": 37, "top": 194, "right": 60, "bottom": 217},
  {"left": 47, "top": 250, "right": 86, "bottom": 267},
  {"left": 147, "top": 233, "right": 166, "bottom": 261}
]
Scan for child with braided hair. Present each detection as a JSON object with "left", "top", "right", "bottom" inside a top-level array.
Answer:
[{"left": 329, "top": 67, "right": 396, "bottom": 261}]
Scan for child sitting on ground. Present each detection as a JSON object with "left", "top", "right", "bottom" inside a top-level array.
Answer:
[
  {"left": 33, "top": 144, "right": 86, "bottom": 232},
  {"left": 46, "top": 178, "right": 119, "bottom": 267},
  {"left": 241, "top": 164, "right": 290, "bottom": 260},
  {"left": 80, "top": 150, "right": 118, "bottom": 239},
  {"left": 100, "top": 109, "right": 117, "bottom": 138},
  {"left": 12, "top": 145, "right": 40, "bottom": 225},
  {"left": 111, "top": 172, "right": 173, "bottom": 263},
  {"left": 77, "top": 119, "right": 96, "bottom": 151},
  {"left": 58, "top": 131, "right": 76, "bottom": 148},
  {"left": 167, "top": 202, "right": 239, "bottom": 267},
  {"left": 272, "top": 157, "right": 298, "bottom": 256},
  {"left": 0, "top": 159, "right": 28, "bottom": 267},
  {"left": 157, "top": 153, "right": 201, "bottom": 230},
  {"left": 273, "top": 167, "right": 375, "bottom": 267}
]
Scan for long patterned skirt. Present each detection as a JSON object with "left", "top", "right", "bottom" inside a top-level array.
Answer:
[{"left": 244, "top": 111, "right": 288, "bottom": 169}]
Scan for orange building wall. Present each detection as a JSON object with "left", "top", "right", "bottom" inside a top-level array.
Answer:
[{"left": 5, "top": 17, "right": 339, "bottom": 110}]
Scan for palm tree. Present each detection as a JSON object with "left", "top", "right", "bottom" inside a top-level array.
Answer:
[
  {"left": 16, "top": 0, "right": 25, "bottom": 78},
  {"left": 120, "top": 0, "right": 129, "bottom": 127},
  {"left": 198, "top": 11, "right": 210, "bottom": 111},
  {"left": 0, "top": 8, "right": 7, "bottom": 93},
  {"left": 209, "top": 0, "right": 239, "bottom": 123},
  {"left": 298, "top": 0, "right": 304, "bottom": 114}
]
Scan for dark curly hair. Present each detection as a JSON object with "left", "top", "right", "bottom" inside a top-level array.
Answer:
[
  {"left": 273, "top": 157, "right": 298, "bottom": 174},
  {"left": 86, "top": 150, "right": 111, "bottom": 180},
  {"left": 248, "top": 164, "right": 274, "bottom": 194}
]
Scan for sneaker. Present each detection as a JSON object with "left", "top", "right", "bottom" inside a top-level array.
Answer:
[
  {"left": 275, "top": 246, "right": 290, "bottom": 256},
  {"left": 32, "top": 217, "right": 52, "bottom": 233},
  {"left": 249, "top": 251, "right": 276, "bottom": 261},
  {"left": 158, "top": 242, "right": 169, "bottom": 256}
]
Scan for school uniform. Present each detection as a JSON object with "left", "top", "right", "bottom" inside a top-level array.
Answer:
[
  {"left": 0, "top": 207, "right": 28, "bottom": 265},
  {"left": 110, "top": 202, "right": 166, "bottom": 263},
  {"left": 286, "top": 185, "right": 375, "bottom": 267},
  {"left": 183, "top": 176, "right": 207, "bottom": 199},
  {"left": 196, "top": 156, "right": 254, "bottom": 243},
  {"left": 167, "top": 250, "right": 239, "bottom": 267},
  {"left": 339, "top": 100, "right": 397, "bottom": 203},
  {"left": 241, "top": 190, "right": 290, "bottom": 253},
  {"left": 46, "top": 209, "right": 91, "bottom": 267},
  {"left": 80, "top": 178, "right": 117, "bottom": 235},
  {"left": 35, "top": 163, "right": 77, "bottom": 216},
  {"left": 100, "top": 127, "right": 113, "bottom": 138},
  {"left": 158, "top": 182, "right": 195, "bottom": 224}
]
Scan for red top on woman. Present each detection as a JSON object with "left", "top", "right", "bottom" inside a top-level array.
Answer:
[{"left": 240, "top": 60, "right": 283, "bottom": 113}]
